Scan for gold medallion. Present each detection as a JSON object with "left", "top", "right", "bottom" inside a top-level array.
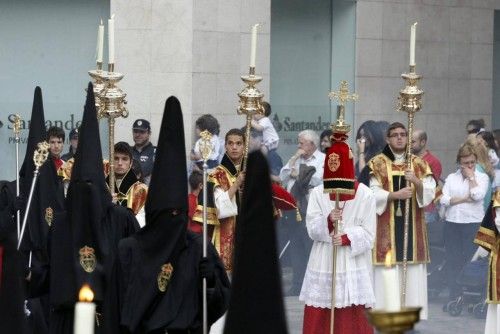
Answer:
[
  {"left": 79, "top": 246, "right": 97, "bottom": 273},
  {"left": 327, "top": 152, "right": 340, "bottom": 172},
  {"left": 45, "top": 207, "right": 54, "bottom": 226},
  {"left": 157, "top": 263, "right": 174, "bottom": 292}
]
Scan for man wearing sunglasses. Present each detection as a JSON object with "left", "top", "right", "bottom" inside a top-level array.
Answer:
[
  {"left": 367, "top": 122, "right": 436, "bottom": 319},
  {"left": 131, "top": 119, "right": 156, "bottom": 185}
]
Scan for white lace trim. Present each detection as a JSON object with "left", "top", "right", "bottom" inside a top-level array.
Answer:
[{"left": 299, "top": 268, "right": 375, "bottom": 309}]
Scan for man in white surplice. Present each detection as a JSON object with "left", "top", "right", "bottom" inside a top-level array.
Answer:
[{"left": 368, "top": 122, "right": 435, "bottom": 319}]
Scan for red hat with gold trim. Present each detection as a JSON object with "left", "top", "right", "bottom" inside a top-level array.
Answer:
[
  {"left": 324, "top": 81, "right": 357, "bottom": 201},
  {"left": 271, "top": 183, "right": 302, "bottom": 221}
]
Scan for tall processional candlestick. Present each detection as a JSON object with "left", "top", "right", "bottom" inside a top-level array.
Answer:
[
  {"left": 237, "top": 24, "right": 264, "bottom": 175},
  {"left": 396, "top": 24, "right": 423, "bottom": 307},
  {"left": 88, "top": 15, "right": 128, "bottom": 191}
]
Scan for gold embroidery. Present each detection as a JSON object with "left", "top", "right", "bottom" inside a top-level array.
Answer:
[
  {"left": 45, "top": 207, "right": 54, "bottom": 226},
  {"left": 157, "top": 263, "right": 174, "bottom": 292},
  {"left": 79, "top": 246, "right": 97, "bottom": 273},
  {"left": 327, "top": 152, "right": 340, "bottom": 172}
]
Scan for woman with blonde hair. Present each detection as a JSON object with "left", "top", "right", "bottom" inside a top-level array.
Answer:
[
  {"left": 440, "top": 143, "right": 490, "bottom": 311},
  {"left": 466, "top": 135, "right": 495, "bottom": 177}
]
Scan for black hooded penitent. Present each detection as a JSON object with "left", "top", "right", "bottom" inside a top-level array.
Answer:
[
  {"left": 117, "top": 96, "right": 230, "bottom": 333},
  {"left": 224, "top": 151, "right": 289, "bottom": 334},
  {"left": 49, "top": 83, "right": 139, "bottom": 334}
]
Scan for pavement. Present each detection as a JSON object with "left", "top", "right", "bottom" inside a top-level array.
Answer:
[
  {"left": 210, "top": 267, "right": 487, "bottom": 333},
  {"left": 284, "top": 294, "right": 486, "bottom": 334}
]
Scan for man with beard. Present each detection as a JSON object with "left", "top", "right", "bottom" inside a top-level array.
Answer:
[{"left": 192, "top": 128, "right": 245, "bottom": 272}]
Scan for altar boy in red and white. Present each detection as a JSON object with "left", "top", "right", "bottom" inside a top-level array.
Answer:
[{"left": 299, "top": 125, "right": 376, "bottom": 334}]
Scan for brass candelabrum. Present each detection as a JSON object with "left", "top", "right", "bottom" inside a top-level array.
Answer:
[
  {"left": 237, "top": 66, "right": 265, "bottom": 173},
  {"left": 366, "top": 307, "right": 422, "bottom": 334},
  {"left": 88, "top": 62, "right": 128, "bottom": 191},
  {"left": 88, "top": 62, "right": 106, "bottom": 114},
  {"left": 396, "top": 65, "right": 423, "bottom": 307}
]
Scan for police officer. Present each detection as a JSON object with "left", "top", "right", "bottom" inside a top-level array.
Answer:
[
  {"left": 131, "top": 119, "right": 156, "bottom": 185},
  {"left": 61, "top": 127, "right": 79, "bottom": 161}
]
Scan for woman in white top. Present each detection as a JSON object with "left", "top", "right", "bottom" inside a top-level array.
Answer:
[{"left": 440, "top": 143, "right": 490, "bottom": 308}]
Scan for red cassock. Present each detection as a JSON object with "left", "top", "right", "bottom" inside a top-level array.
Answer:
[{"left": 303, "top": 305, "right": 373, "bottom": 334}]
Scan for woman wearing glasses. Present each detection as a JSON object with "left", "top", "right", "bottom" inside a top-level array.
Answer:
[{"left": 440, "top": 143, "right": 490, "bottom": 311}]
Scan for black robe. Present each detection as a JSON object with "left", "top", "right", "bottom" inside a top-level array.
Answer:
[
  {"left": 0, "top": 181, "right": 30, "bottom": 334},
  {"left": 117, "top": 230, "right": 230, "bottom": 334},
  {"left": 49, "top": 203, "right": 139, "bottom": 334}
]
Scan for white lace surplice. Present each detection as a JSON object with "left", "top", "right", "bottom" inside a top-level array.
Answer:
[{"left": 299, "top": 183, "right": 376, "bottom": 309}]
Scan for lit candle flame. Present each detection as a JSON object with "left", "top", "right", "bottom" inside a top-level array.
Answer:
[
  {"left": 78, "top": 284, "right": 94, "bottom": 302},
  {"left": 384, "top": 250, "right": 392, "bottom": 268}
]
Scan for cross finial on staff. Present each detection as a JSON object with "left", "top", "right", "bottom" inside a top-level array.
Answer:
[
  {"left": 328, "top": 81, "right": 358, "bottom": 134},
  {"left": 328, "top": 80, "right": 358, "bottom": 107}
]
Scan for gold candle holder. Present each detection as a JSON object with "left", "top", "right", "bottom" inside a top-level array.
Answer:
[
  {"left": 237, "top": 66, "right": 264, "bottom": 172},
  {"left": 396, "top": 65, "right": 424, "bottom": 306},
  {"left": 397, "top": 66, "right": 423, "bottom": 115},
  {"left": 88, "top": 66, "right": 106, "bottom": 114},
  {"left": 366, "top": 307, "right": 421, "bottom": 334},
  {"left": 98, "top": 71, "right": 128, "bottom": 191}
]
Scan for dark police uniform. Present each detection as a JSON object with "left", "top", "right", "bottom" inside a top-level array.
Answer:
[{"left": 132, "top": 119, "right": 156, "bottom": 185}]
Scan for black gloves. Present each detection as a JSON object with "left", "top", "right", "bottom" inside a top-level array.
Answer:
[
  {"left": 9, "top": 196, "right": 26, "bottom": 215},
  {"left": 199, "top": 257, "right": 215, "bottom": 288}
]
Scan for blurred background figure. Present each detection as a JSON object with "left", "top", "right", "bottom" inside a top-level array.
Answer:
[
  {"left": 355, "top": 120, "right": 388, "bottom": 185},
  {"left": 465, "top": 136, "right": 495, "bottom": 212},
  {"left": 319, "top": 129, "right": 332, "bottom": 153},
  {"left": 61, "top": 127, "right": 78, "bottom": 161},
  {"left": 466, "top": 119, "right": 485, "bottom": 136},
  {"left": 440, "top": 143, "right": 490, "bottom": 311},
  {"left": 131, "top": 119, "right": 156, "bottom": 185},
  {"left": 190, "top": 114, "right": 221, "bottom": 171}
]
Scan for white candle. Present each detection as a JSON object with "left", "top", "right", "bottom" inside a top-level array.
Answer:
[
  {"left": 108, "top": 14, "right": 115, "bottom": 65},
  {"left": 410, "top": 22, "right": 417, "bottom": 66},
  {"left": 74, "top": 285, "right": 96, "bottom": 334},
  {"left": 250, "top": 24, "right": 259, "bottom": 68},
  {"left": 96, "top": 19, "right": 104, "bottom": 64},
  {"left": 382, "top": 251, "right": 401, "bottom": 311}
]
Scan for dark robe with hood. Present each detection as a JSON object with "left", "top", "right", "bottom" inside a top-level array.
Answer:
[
  {"left": 49, "top": 83, "right": 139, "bottom": 334},
  {"left": 19, "top": 87, "right": 64, "bottom": 334},
  {"left": 223, "top": 151, "right": 288, "bottom": 334},
  {"left": 0, "top": 181, "right": 30, "bottom": 334},
  {"left": 116, "top": 96, "right": 230, "bottom": 334}
]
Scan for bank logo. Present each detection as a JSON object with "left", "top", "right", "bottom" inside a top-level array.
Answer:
[{"left": 271, "top": 114, "right": 330, "bottom": 133}]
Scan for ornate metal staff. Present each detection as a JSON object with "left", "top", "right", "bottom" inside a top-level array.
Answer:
[
  {"left": 13, "top": 114, "right": 22, "bottom": 240},
  {"left": 17, "top": 141, "right": 50, "bottom": 250},
  {"left": 396, "top": 64, "right": 423, "bottom": 306},
  {"left": 88, "top": 68, "right": 128, "bottom": 191},
  {"left": 237, "top": 67, "right": 265, "bottom": 173},
  {"left": 199, "top": 129, "right": 213, "bottom": 334},
  {"left": 328, "top": 81, "right": 358, "bottom": 334}
]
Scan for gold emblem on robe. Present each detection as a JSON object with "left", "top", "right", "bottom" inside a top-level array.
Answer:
[
  {"left": 157, "top": 263, "right": 174, "bottom": 292},
  {"left": 45, "top": 207, "right": 53, "bottom": 226},
  {"left": 79, "top": 246, "right": 97, "bottom": 273},
  {"left": 328, "top": 152, "right": 340, "bottom": 172}
]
